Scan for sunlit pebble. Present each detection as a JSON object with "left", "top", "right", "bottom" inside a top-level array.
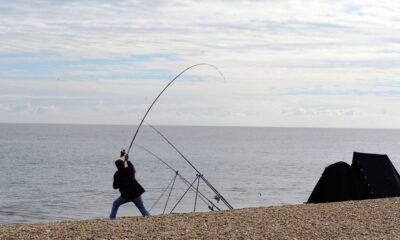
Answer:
[{"left": 1, "top": 197, "right": 400, "bottom": 239}]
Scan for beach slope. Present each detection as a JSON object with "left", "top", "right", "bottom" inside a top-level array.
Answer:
[{"left": 1, "top": 197, "right": 400, "bottom": 239}]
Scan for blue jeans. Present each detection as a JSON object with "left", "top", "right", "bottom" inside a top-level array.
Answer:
[{"left": 109, "top": 196, "right": 151, "bottom": 219}]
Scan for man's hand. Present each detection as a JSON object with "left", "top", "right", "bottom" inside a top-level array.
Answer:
[{"left": 124, "top": 154, "right": 129, "bottom": 161}]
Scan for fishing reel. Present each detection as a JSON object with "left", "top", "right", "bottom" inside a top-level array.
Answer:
[{"left": 120, "top": 149, "right": 126, "bottom": 158}]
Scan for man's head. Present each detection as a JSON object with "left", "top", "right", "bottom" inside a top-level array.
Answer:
[{"left": 115, "top": 159, "right": 125, "bottom": 170}]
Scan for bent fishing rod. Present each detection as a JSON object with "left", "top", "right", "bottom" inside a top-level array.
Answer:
[
  {"left": 125, "top": 63, "right": 225, "bottom": 156},
  {"left": 145, "top": 122, "right": 234, "bottom": 210}
]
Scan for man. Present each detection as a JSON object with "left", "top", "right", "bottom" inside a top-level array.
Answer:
[{"left": 109, "top": 154, "right": 150, "bottom": 219}]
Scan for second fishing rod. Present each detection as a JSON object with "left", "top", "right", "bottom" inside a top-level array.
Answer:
[{"left": 145, "top": 122, "right": 234, "bottom": 210}]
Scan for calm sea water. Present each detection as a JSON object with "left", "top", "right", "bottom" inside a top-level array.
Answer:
[{"left": 1, "top": 123, "right": 399, "bottom": 225}]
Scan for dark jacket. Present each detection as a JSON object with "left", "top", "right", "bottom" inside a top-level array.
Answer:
[{"left": 113, "top": 161, "right": 145, "bottom": 199}]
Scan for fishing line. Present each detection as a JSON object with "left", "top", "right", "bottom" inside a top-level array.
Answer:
[
  {"left": 143, "top": 122, "right": 234, "bottom": 210},
  {"left": 135, "top": 143, "right": 220, "bottom": 211},
  {"left": 149, "top": 173, "right": 177, "bottom": 212},
  {"left": 163, "top": 172, "right": 178, "bottom": 214},
  {"left": 125, "top": 63, "right": 225, "bottom": 156},
  {"left": 169, "top": 175, "right": 200, "bottom": 213}
]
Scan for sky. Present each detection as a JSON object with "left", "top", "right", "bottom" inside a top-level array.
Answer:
[{"left": 1, "top": 0, "right": 400, "bottom": 128}]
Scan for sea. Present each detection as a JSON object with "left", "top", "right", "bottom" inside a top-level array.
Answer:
[{"left": 1, "top": 123, "right": 399, "bottom": 225}]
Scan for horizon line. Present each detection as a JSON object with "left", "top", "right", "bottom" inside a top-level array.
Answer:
[{"left": 1, "top": 121, "right": 399, "bottom": 131}]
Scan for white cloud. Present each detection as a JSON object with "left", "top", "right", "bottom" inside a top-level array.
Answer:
[
  {"left": 1, "top": 0, "right": 400, "bottom": 128},
  {"left": 0, "top": 102, "right": 56, "bottom": 115}
]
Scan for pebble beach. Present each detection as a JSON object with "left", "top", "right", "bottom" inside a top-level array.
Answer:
[{"left": 1, "top": 197, "right": 400, "bottom": 239}]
